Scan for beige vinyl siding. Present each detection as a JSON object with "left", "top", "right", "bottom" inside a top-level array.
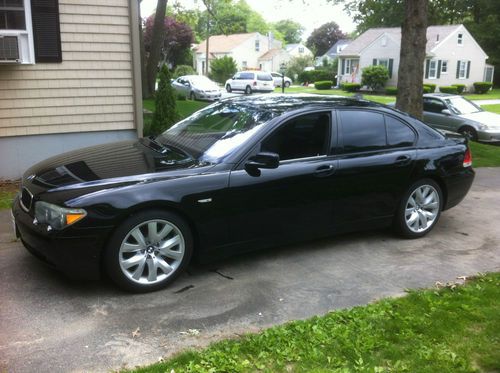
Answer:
[{"left": 0, "top": 0, "right": 136, "bottom": 138}]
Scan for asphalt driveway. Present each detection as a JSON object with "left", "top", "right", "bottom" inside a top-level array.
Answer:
[{"left": 1, "top": 168, "right": 500, "bottom": 373}]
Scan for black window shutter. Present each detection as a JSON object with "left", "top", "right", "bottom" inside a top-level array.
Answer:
[
  {"left": 341, "top": 59, "right": 345, "bottom": 75},
  {"left": 425, "top": 59, "right": 430, "bottom": 79},
  {"left": 372, "top": 58, "right": 377, "bottom": 66},
  {"left": 31, "top": 0, "right": 62, "bottom": 63},
  {"left": 466, "top": 61, "right": 471, "bottom": 79},
  {"left": 437, "top": 60, "right": 442, "bottom": 79},
  {"left": 456, "top": 61, "right": 460, "bottom": 79},
  {"left": 388, "top": 58, "right": 394, "bottom": 78}
]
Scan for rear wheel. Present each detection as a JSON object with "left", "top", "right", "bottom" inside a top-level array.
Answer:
[
  {"left": 394, "top": 179, "right": 442, "bottom": 238},
  {"left": 104, "top": 210, "right": 193, "bottom": 292},
  {"left": 245, "top": 85, "right": 252, "bottom": 95},
  {"left": 226, "top": 84, "right": 232, "bottom": 93},
  {"left": 284, "top": 81, "right": 291, "bottom": 88},
  {"left": 458, "top": 126, "right": 478, "bottom": 142},
  {"left": 189, "top": 91, "right": 196, "bottom": 100}
]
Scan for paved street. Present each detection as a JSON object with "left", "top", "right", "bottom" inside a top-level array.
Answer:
[{"left": 1, "top": 168, "right": 499, "bottom": 373}]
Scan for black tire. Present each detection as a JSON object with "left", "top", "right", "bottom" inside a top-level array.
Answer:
[
  {"left": 394, "top": 179, "right": 443, "bottom": 238},
  {"left": 284, "top": 81, "right": 291, "bottom": 88},
  {"left": 245, "top": 85, "right": 252, "bottom": 95},
  {"left": 104, "top": 209, "right": 193, "bottom": 293},
  {"left": 189, "top": 91, "right": 196, "bottom": 100},
  {"left": 226, "top": 84, "right": 232, "bottom": 93},
  {"left": 458, "top": 126, "right": 478, "bottom": 142}
]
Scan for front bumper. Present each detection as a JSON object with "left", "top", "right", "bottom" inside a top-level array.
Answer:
[
  {"left": 12, "top": 197, "right": 112, "bottom": 280},
  {"left": 477, "top": 129, "right": 500, "bottom": 142},
  {"left": 196, "top": 91, "right": 221, "bottom": 101}
]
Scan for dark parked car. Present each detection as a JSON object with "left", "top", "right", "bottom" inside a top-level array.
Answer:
[{"left": 12, "top": 95, "right": 474, "bottom": 292}]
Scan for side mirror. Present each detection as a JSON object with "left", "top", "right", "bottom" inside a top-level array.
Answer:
[
  {"left": 184, "top": 82, "right": 191, "bottom": 86},
  {"left": 441, "top": 109, "right": 452, "bottom": 116},
  {"left": 245, "top": 152, "right": 279, "bottom": 175}
]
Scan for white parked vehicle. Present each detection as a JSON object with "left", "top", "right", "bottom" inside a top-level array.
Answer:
[
  {"left": 271, "top": 72, "right": 292, "bottom": 88},
  {"left": 171, "top": 75, "right": 221, "bottom": 101},
  {"left": 225, "top": 71, "right": 274, "bottom": 94}
]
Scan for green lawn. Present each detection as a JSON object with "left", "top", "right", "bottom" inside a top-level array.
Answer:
[
  {"left": 464, "top": 88, "right": 500, "bottom": 101},
  {"left": 470, "top": 141, "right": 500, "bottom": 167},
  {"left": 482, "top": 104, "right": 500, "bottom": 114},
  {"left": 143, "top": 99, "right": 209, "bottom": 119},
  {"left": 131, "top": 273, "right": 500, "bottom": 373},
  {"left": 0, "top": 191, "right": 16, "bottom": 210}
]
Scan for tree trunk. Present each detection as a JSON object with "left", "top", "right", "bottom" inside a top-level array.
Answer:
[
  {"left": 395, "top": 0, "right": 428, "bottom": 120},
  {"left": 138, "top": 0, "right": 148, "bottom": 99},
  {"left": 145, "top": 0, "right": 167, "bottom": 98}
]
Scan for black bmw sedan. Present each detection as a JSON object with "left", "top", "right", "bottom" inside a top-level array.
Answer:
[{"left": 12, "top": 95, "right": 474, "bottom": 292}]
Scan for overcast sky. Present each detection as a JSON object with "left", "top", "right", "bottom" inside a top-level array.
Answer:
[{"left": 140, "top": 0, "right": 356, "bottom": 39}]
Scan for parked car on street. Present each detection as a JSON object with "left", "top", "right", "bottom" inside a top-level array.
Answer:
[
  {"left": 225, "top": 71, "right": 274, "bottom": 94},
  {"left": 171, "top": 75, "right": 221, "bottom": 101},
  {"left": 13, "top": 95, "right": 474, "bottom": 292},
  {"left": 271, "top": 72, "right": 292, "bottom": 88},
  {"left": 423, "top": 93, "right": 500, "bottom": 142}
]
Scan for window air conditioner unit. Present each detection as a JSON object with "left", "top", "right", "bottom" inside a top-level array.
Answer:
[{"left": 0, "top": 35, "right": 21, "bottom": 63}]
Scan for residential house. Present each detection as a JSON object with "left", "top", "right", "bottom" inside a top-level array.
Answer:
[
  {"left": 194, "top": 32, "right": 283, "bottom": 74},
  {"left": 258, "top": 48, "right": 291, "bottom": 72},
  {"left": 0, "top": 0, "right": 143, "bottom": 179},
  {"left": 337, "top": 24, "right": 494, "bottom": 91},
  {"left": 315, "top": 39, "right": 351, "bottom": 66},
  {"left": 285, "top": 43, "right": 313, "bottom": 59}
]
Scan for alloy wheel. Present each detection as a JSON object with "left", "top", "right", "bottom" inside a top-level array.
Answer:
[
  {"left": 404, "top": 185, "right": 440, "bottom": 233},
  {"left": 118, "top": 219, "right": 185, "bottom": 285}
]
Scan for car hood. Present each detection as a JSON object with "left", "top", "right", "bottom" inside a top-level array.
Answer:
[
  {"left": 460, "top": 111, "right": 500, "bottom": 129},
  {"left": 23, "top": 139, "right": 211, "bottom": 191},
  {"left": 193, "top": 83, "right": 220, "bottom": 91}
]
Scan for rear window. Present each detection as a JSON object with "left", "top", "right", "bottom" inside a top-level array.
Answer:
[
  {"left": 340, "top": 110, "right": 386, "bottom": 152},
  {"left": 240, "top": 72, "right": 254, "bottom": 80},
  {"left": 257, "top": 73, "right": 273, "bottom": 81}
]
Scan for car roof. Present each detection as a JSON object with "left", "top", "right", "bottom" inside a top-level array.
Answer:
[{"left": 424, "top": 93, "right": 461, "bottom": 99}]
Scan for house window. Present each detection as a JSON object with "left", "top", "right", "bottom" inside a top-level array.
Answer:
[
  {"left": 299, "top": 46, "right": 304, "bottom": 53},
  {"left": 458, "top": 33, "right": 463, "bottom": 45},
  {"left": 345, "top": 59, "right": 351, "bottom": 74},
  {"left": 201, "top": 60, "right": 205, "bottom": 74},
  {"left": 0, "top": 0, "right": 26, "bottom": 29},
  {"left": 441, "top": 60, "right": 448, "bottom": 74},
  {"left": 458, "top": 60, "right": 467, "bottom": 79},
  {"left": 377, "top": 58, "right": 389, "bottom": 68},
  {"left": 242, "top": 61, "right": 247, "bottom": 68},
  {"left": 428, "top": 59, "right": 437, "bottom": 79},
  {"left": 255, "top": 40, "right": 260, "bottom": 51}
]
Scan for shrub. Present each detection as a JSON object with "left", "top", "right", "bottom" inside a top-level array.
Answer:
[
  {"left": 439, "top": 86, "right": 459, "bottom": 94},
  {"left": 473, "top": 82, "right": 493, "bottom": 94},
  {"left": 177, "top": 94, "right": 187, "bottom": 101},
  {"left": 423, "top": 83, "right": 436, "bottom": 93},
  {"left": 151, "top": 65, "right": 179, "bottom": 136},
  {"left": 286, "top": 55, "right": 315, "bottom": 82},
  {"left": 314, "top": 81, "right": 333, "bottom": 90},
  {"left": 385, "top": 86, "right": 398, "bottom": 95},
  {"left": 209, "top": 56, "right": 237, "bottom": 84},
  {"left": 342, "top": 83, "right": 361, "bottom": 92},
  {"left": 298, "top": 69, "right": 333, "bottom": 84},
  {"left": 452, "top": 84, "right": 466, "bottom": 94},
  {"left": 361, "top": 65, "right": 389, "bottom": 91},
  {"left": 423, "top": 86, "right": 433, "bottom": 94},
  {"left": 173, "top": 65, "right": 196, "bottom": 78}
]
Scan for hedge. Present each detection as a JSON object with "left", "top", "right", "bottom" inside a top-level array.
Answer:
[
  {"left": 473, "top": 82, "right": 493, "bottom": 94},
  {"left": 342, "top": 83, "right": 361, "bottom": 92},
  {"left": 314, "top": 81, "right": 333, "bottom": 90},
  {"left": 423, "top": 83, "right": 436, "bottom": 93},
  {"left": 439, "top": 86, "right": 459, "bottom": 94},
  {"left": 452, "top": 84, "right": 466, "bottom": 94},
  {"left": 298, "top": 69, "right": 334, "bottom": 84},
  {"left": 385, "top": 86, "right": 398, "bottom": 95},
  {"left": 423, "top": 86, "right": 433, "bottom": 94}
]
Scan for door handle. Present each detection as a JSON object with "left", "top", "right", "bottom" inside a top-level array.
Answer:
[
  {"left": 395, "top": 155, "right": 411, "bottom": 166},
  {"left": 314, "top": 164, "right": 336, "bottom": 177}
]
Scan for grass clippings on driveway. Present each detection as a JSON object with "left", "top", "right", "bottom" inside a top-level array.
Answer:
[{"left": 131, "top": 272, "right": 500, "bottom": 373}]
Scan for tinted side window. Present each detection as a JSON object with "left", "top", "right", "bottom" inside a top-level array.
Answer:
[
  {"left": 257, "top": 73, "right": 273, "bottom": 81},
  {"left": 340, "top": 111, "right": 385, "bottom": 152},
  {"left": 240, "top": 72, "right": 254, "bottom": 80},
  {"left": 262, "top": 113, "right": 330, "bottom": 161},
  {"left": 386, "top": 116, "right": 415, "bottom": 147},
  {"left": 423, "top": 98, "right": 446, "bottom": 113}
]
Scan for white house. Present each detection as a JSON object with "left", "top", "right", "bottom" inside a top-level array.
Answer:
[
  {"left": 315, "top": 39, "right": 351, "bottom": 66},
  {"left": 0, "top": 0, "right": 143, "bottom": 179},
  {"left": 194, "top": 32, "right": 283, "bottom": 74},
  {"left": 285, "top": 43, "right": 313, "bottom": 58},
  {"left": 337, "top": 24, "right": 494, "bottom": 91}
]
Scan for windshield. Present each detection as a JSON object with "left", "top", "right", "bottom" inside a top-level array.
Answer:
[
  {"left": 443, "top": 96, "right": 483, "bottom": 115},
  {"left": 157, "top": 102, "right": 278, "bottom": 164}
]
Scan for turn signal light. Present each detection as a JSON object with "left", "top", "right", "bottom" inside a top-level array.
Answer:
[
  {"left": 66, "top": 213, "right": 86, "bottom": 225},
  {"left": 463, "top": 147, "right": 472, "bottom": 167}
]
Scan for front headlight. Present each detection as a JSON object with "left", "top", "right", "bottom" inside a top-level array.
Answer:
[
  {"left": 34, "top": 201, "right": 87, "bottom": 230},
  {"left": 478, "top": 124, "right": 489, "bottom": 130}
]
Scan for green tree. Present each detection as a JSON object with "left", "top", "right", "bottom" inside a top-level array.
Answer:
[
  {"left": 286, "top": 55, "right": 315, "bottom": 82},
  {"left": 272, "top": 19, "right": 305, "bottom": 44},
  {"left": 361, "top": 65, "right": 389, "bottom": 90},
  {"left": 152, "top": 65, "right": 179, "bottom": 135},
  {"left": 306, "top": 22, "right": 347, "bottom": 56},
  {"left": 210, "top": 56, "right": 238, "bottom": 84},
  {"left": 173, "top": 65, "right": 196, "bottom": 78}
]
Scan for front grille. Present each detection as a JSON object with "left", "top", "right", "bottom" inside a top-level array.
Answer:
[{"left": 20, "top": 187, "right": 33, "bottom": 212}]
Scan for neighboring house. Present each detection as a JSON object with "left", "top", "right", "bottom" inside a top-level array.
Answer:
[
  {"left": 337, "top": 24, "right": 493, "bottom": 91},
  {"left": 285, "top": 43, "right": 313, "bottom": 58},
  {"left": 315, "top": 39, "right": 351, "bottom": 66},
  {"left": 0, "top": 0, "right": 143, "bottom": 179},
  {"left": 194, "top": 32, "right": 283, "bottom": 74},
  {"left": 258, "top": 48, "right": 291, "bottom": 73}
]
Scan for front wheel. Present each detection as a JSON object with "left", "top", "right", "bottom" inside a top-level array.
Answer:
[
  {"left": 226, "top": 84, "right": 232, "bottom": 93},
  {"left": 284, "top": 81, "right": 291, "bottom": 88},
  {"left": 104, "top": 210, "right": 193, "bottom": 292},
  {"left": 394, "top": 179, "right": 442, "bottom": 238},
  {"left": 189, "top": 91, "right": 196, "bottom": 100},
  {"left": 245, "top": 85, "right": 252, "bottom": 95},
  {"left": 458, "top": 126, "right": 478, "bottom": 142}
]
